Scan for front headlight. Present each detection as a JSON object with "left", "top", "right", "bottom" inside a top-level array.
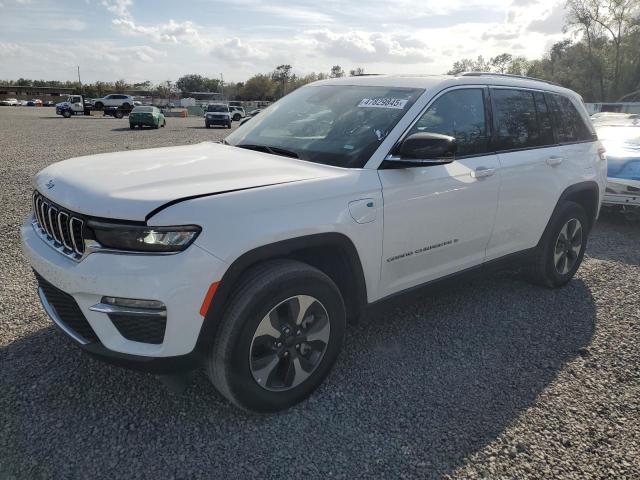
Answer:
[{"left": 88, "top": 221, "right": 201, "bottom": 253}]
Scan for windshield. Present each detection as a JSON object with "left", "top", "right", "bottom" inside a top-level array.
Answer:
[
  {"left": 225, "top": 85, "right": 423, "bottom": 168},
  {"left": 207, "top": 105, "right": 229, "bottom": 113},
  {"left": 132, "top": 106, "right": 154, "bottom": 113}
]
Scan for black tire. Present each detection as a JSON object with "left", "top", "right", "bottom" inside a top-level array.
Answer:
[
  {"left": 528, "top": 201, "right": 589, "bottom": 288},
  {"left": 227, "top": 122, "right": 232, "bottom": 129},
  {"left": 205, "top": 123, "right": 210, "bottom": 129},
  {"left": 233, "top": 113, "right": 241, "bottom": 121},
  {"left": 122, "top": 103, "right": 131, "bottom": 109},
  {"left": 62, "top": 109, "right": 71, "bottom": 118},
  {"left": 94, "top": 102, "right": 103, "bottom": 110},
  {"left": 207, "top": 259, "right": 346, "bottom": 412},
  {"left": 129, "top": 125, "right": 135, "bottom": 129},
  {"left": 114, "top": 110, "right": 124, "bottom": 119}
]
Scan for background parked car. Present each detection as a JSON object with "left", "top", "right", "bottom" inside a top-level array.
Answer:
[
  {"left": 129, "top": 106, "right": 166, "bottom": 129},
  {"left": 93, "top": 94, "right": 134, "bottom": 110},
  {"left": 205, "top": 103, "right": 231, "bottom": 128},
  {"left": 595, "top": 114, "right": 640, "bottom": 216},
  {"left": 0, "top": 98, "right": 19, "bottom": 106},
  {"left": 229, "top": 106, "right": 246, "bottom": 121}
]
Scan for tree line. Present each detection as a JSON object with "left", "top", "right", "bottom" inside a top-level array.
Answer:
[
  {"left": 1, "top": 65, "right": 361, "bottom": 101},
  {"left": 3, "top": 1, "right": 638, "bottom": 103},
  {"left": 448, "top": 0, "right": 640, "bottom": 102}
]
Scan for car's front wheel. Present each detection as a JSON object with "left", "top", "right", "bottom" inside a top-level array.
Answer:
[
  {"left": 207, "top": 260, "right": 346, "bottom": 412},
  {"left": 528, "top": 201, "right": 589, "bottom": 288},
  {"left": 62, "top": 109, "right": 71, "bottom": 118}
]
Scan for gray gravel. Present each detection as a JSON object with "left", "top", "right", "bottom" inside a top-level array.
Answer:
[{"left": 1, "top": 107, "right": 639, "bottom": 479}]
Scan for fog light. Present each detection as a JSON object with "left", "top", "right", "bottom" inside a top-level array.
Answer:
[{"left": 102, "top": 297, "right": 165, "bottom": 310}]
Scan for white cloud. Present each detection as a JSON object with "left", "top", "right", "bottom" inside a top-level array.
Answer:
[
  {"left": 100, "top": 0, "right": 132, "bottom": 19},
  {"left": 113, "top": 18, "right": 208, "bottom": 48},
  {"left": 527, "top": 2, "right": 567, "bottom": 34},
  {"left": 211, "top": 38, "right": 270, "bottom": 63},
  {"left": 307, "top": 29, "right": 433, "bottom": 64}
]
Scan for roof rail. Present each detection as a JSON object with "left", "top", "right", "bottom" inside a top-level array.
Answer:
[{"left": 460, "top": 72, "right": 561, "bottom": 87}]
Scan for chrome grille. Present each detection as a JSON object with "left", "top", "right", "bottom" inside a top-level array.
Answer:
[{"left": 32, "top": 191, "right": 85, "bottom": 259}]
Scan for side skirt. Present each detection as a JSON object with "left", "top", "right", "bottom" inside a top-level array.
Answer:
[{"left": 366, "top": 247, "right": 536, "bottom": 310}]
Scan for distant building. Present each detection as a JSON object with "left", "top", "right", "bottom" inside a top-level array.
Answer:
[
  {"left": 0, "top": 85, "right": 74, "bottom": 100},
  {"left": 185, "top": 91, "right": 223, "bottom": 106}
]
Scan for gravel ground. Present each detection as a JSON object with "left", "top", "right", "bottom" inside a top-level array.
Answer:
[{"left": 1, "top": 107, "right": 639, "bottom": 479}]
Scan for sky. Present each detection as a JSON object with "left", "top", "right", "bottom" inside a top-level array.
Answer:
[{"left": 0, "top": 0, "right": 571, "bottom": 84}]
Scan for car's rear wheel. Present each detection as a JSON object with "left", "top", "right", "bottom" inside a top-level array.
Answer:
[
  {"left": 233, "top": 113, "right": 241, "bottom": 121},
  {"left": 528, "top": 201, "right": 588, "bottom": 288},
  {"left": 122, "top": 103, "right": 131, "bottom": 109},
  {"left": 94, "top": 102, "right": 103, "bottom": 110},
  {"left": 129, "top": 124, "right": 135, "bottom": 129},
  {"left": 207, "top": 260, "right": 346, "bottom": 412},
  {"left": 62, "top": 110, "right": 71, "bottom": 118}
]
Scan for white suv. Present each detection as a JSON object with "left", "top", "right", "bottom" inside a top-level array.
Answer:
[
  {"left": 93, "top": 94, "right": 134, "bottom": 110},
  {"left": 21, "top": 73, "right": 606, "bottom": 412}
]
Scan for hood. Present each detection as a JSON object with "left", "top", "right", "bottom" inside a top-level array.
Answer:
[{"left": 35, "top": 142, "right": 345, "bottom": 221}]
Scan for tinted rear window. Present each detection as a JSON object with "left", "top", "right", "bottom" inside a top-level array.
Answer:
[{"left": 548, "top": 94, "right": 593, "bottom": 143}]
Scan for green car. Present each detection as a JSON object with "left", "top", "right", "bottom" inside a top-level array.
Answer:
[{"left": 129, "top": 106, "right": 166, "bottom": 129}]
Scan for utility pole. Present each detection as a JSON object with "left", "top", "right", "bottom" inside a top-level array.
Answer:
[{"left": 77, "top": 66, "right": 82, "bottom": 93}]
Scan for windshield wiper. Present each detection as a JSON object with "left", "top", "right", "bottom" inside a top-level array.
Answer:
[{"left": 234, "top": 144, "right": 299, "bottom": 159}]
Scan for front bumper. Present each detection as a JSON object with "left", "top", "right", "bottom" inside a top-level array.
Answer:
[
  {"left": 603, "top": 178, "right": 640, "bottom": 207},
  {"left": 21, "top": 220, "right": 228, "bottom": 371},
  {"left": 205, "top": 116, "right": 230, "bottom": 126}
]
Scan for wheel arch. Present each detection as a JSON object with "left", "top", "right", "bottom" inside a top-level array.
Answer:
[
  {"left": 538, "top": 181, "right": 600, "bottom": 248},
  {"left": 195, "top": 232, "right": 368, "bottom": 353}
]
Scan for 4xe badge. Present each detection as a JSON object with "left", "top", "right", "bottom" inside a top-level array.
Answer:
[{"left": 45, "top": 179, "right": 55, "bottom": 190}]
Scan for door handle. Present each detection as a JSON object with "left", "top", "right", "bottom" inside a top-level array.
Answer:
[
  {"left": 470, "top": 167, "right": 496, "bottom": 179},
  {"left": 546, "top": 156, "right": 563, "bottom": 166}
]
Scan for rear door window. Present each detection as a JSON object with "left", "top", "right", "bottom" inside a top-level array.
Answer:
[
  {"left": 547, "top": 94, "right": 593, "bottom": 143},
  {"left": 492, "top": 89, "right": 542, "bottom": 150},
  {"left": 408, "top": 88, "right": 489, "bottom": 157}
]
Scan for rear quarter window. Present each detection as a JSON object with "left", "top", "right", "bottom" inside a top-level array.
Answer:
[{"left": 548, "top": 94, "right": 593, "bottom": 143}]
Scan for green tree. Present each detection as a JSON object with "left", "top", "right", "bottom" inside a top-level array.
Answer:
[
  {"left": 330, "top": 65, "right": 345, "bottom": 78},
  {"left": 271, "top": 64, "right": 292, "bottom": 97},
  {"left": 446, "top": 55, "right": 491, "bottom": 75},
  {"left": 490, "top": 53, "right": 513, "bottom": 73},
  {"left": 242, "top": 74, "right": 276, "bottom": 100},
  {"left": 176, "top": 74, "right": 208, "bottom": 94}
]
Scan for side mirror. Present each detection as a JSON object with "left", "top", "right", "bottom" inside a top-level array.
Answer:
[{"left": 385, "top": 132, "right": 456, "bottom": 168}]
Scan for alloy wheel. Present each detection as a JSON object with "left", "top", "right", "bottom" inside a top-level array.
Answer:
[
  {"left": 554, "top": 218, "right": 583, "bottom": 275},
  {"left": 249, "top": 295, "right": 330, "bottom": 391}
]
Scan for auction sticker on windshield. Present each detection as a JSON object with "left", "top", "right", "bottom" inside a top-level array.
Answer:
[{"left": 358, "top": 98, "right": 408, "bottom": 109}]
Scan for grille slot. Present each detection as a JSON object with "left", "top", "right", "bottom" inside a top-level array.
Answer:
[
  {"left": 32, "top": 191, "right": 85, "bottom": 259},
  {"left": 109, "top": 314, "right": 167, "bottom": 344},
  {"left": 35, "top": 272, "right": 99, "bottom": 343}
]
